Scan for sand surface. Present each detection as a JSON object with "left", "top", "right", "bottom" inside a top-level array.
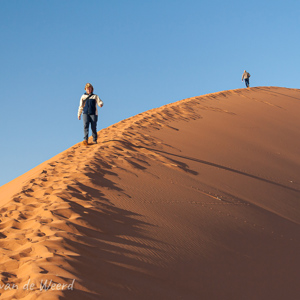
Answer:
[{"left": 0, "top": 86, "right": 299, "bottom": 299}]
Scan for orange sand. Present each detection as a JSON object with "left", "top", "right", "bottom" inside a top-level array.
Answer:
[{"left": 0, "top": 86, "right": 299, "bottom": 300}]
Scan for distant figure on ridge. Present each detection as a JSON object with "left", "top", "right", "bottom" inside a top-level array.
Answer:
[
  {"left": 78, "top": 83, "right": 104, "bottom": 146},
  {"left": 242, "top": 70, "right": 251, "bottom": 88}
]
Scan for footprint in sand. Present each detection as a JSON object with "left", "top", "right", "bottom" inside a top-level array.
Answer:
[
  {"left": 39, "top": 267, "right": 49, "bottom": 274},
  {"left": 1, "top": 272, "right": 17, "bottom": 283},
  {"left": 37, "top": 232, "right": 46, "bottom": 237},
  {"left": 40, "top": 218, "right": 53, "bottom": 225},
  {"left": 0, "top": 232, "right": 6, "bottom": 239}
]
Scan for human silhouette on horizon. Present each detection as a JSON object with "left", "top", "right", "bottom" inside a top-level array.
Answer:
[{"left": 242, "top": 70, "right": 251, "bottom": 88}]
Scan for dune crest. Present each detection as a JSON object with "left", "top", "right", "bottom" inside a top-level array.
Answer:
[{"left": 0, "top": 86, "right": 299, "bottom": 299}]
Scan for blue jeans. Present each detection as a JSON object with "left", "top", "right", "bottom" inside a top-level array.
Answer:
[
  {"left": 82, "top": 114, "right": 98, "bottom": 141},
  {"left": 245, "top": 78, "right": 249, "bottom": 88}
]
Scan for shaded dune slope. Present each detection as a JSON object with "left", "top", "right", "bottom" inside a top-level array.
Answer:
[{"left": 0, "top": 87, "right": 299, "bottom": 299}]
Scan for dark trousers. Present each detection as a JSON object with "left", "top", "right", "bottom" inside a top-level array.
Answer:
[
  {"left": 82, "top": 114, "right": 98, "bottom": 142},
  {"left": 245, "top": 78, "right": 250, "bottom": 88}
]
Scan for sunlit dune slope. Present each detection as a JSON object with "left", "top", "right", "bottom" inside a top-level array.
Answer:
[{"left": 0, "top": 86, "right": 299, "bottom": 300}]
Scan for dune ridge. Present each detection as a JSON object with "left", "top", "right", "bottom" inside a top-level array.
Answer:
[{"left": 0, "top": 86, "right": 299, "bottom": 299}]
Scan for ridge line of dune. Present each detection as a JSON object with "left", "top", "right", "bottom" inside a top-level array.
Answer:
[{"left": 0, "top": 86, "right": 299, "bottom": 299}]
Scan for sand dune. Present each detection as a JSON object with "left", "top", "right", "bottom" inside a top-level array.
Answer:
[{"left": 0, "top": 86, "right": 299, "bottom": 299}]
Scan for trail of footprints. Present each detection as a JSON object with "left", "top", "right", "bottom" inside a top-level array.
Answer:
[
  {"left": 0, "top": 151, "right": 90, "bottom": 295},
  {"left": 0, "top": 127, "right": 130, "bottom": 296}
]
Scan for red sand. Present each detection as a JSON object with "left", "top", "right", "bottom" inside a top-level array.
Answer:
[{"left": 0, "top": 86, "right": 299, "bottom": 299}]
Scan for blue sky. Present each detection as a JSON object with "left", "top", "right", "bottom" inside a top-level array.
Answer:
[{"left": 0, "top": 0, "right": 299, "bottom": 187}]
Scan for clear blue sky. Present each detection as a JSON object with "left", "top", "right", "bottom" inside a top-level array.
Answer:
[{"left": 0, "top": 0, "right": 299, "bottom": 187}]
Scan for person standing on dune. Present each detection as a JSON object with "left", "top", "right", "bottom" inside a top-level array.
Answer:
[
  {"left": 78, "top": 83, "right": 104, "bottom": 145},
  {"left": 242, "top": 70, "right": 251, "bottom": 88}
]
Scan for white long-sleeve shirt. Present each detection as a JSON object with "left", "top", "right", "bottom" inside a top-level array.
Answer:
[{"left": 78, "top": 93, "right": 103, "bottom": 118}]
